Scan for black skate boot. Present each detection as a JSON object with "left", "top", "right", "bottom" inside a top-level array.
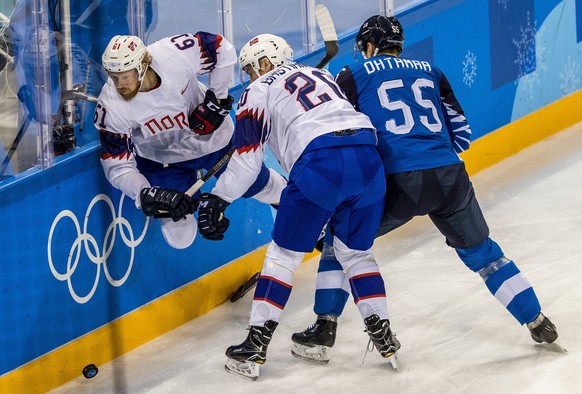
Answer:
[
  {"left": 291, "top": 315, "right": 337, "bottom": 364},
  {"left": 527, "top": 313, "right": 558, "bottom": 344},
  {"left": 364, "top": 314, "right": 401, "bottom": 369},
  {"left": 225, "top": 320, "right": 278, "bottom": 380}
]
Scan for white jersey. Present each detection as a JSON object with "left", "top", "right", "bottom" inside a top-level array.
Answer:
[
  {"left": 95, "top": 32, "right": 236, "bottom": 202},
  {"left": 212, "top": 62, "right": 375, "bottom": 203}
]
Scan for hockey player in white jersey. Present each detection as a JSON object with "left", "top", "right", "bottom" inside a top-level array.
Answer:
[
  {"left": 195, "top": 34, "right": 400, "bottom": 380},
  {"left": 95, "top": 33, "right": 286, "bottom": 249}
]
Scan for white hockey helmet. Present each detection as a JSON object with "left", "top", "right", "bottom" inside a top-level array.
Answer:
[
  {"left": 238, "top": 34, "right": 293, "bottom": 78},
  {"left": 102, "top": 35, "right": 147, "bottom": 77}
]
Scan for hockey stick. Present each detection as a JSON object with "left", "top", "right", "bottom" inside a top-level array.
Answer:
[
  {"left": 153, "top": 146, "right": 235, "bottom": 218},
  {"left": 314, "top": 4, "right": 338, "bottom": 69},
  {"left": 0, "top": 115, "right": 32, "bottom": 178},
  {"left": 230, "top": 271, "right": 260, "bottom": 303},
  {"left": 185, "top": 146, "right": 235, "bottom": 197}
]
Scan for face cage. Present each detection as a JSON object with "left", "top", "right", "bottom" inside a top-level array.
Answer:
[
  {"left": 240, "top": 50, "right": 280, "bottom": 86},
  {"left": 239, "top": 65, "right": 251, "bottom": 86},
  {"left": 238, "top": 58, "right": 260, "bottom": 86},
  {"left": 354, "top": 41, "right": 366, "bottom": 61}
]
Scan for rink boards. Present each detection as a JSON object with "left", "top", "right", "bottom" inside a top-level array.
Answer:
[{"left": 1, "top": 0, "right": 582, "bottom": 392}]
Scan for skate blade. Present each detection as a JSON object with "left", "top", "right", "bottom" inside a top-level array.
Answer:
[
  {"left": 387, "top": 352, "right": 399, "bottom": 371},
  {"left": 224, "top": 358, "right": 260, "bottom": 381},
  {"left": 547, "top": 339, "right": 567, "bottom": 353},
  {"left": 291, "top": 343, "right": 330, "bottom": 365}
]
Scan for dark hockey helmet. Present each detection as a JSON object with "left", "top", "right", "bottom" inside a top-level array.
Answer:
[{"left": 355, "top": 15, "right": 404, "bottom": 57}]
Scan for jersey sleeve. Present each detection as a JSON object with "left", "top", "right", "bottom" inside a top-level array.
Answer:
[
  {"left": 166, "top": 32, "right": 236, "bottom": 100},
  {"left": 335, "top": 66, "right": 359, "bottom": 109},
  {"left": 95, "top": 100, "right": 150, "bottom": 206},
  {"left": 211, "top": 87, "right": 269, "bottom": 203},
  {"left": 436, "top": 68, "right": 472, "bottom": 153},
  {"left": 194, "top": 32, "right": 236, "bottom": 99}
]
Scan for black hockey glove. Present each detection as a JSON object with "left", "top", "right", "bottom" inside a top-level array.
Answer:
[
  {"left": 140, "top": 187, "right": 195, "bottom": 222},
  {"left": 197, "top": 193, "right": 230, "bottom": 240},
  {"left": 188, "top": 90, "right": 234, "bottom": 135},
  {"left": 53, "top": 123, "right": 76, "bottom": 156}
]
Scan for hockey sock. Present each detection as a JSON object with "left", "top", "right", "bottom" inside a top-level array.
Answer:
[
  {"left": 348, "top": 265, "right": 388, "bottom": 321},
  {"left": 457, "top": 238, "right": 541, "bottom": 325},
  {"left": 249, "top": 242, "right": 302, "bottom": 326},
  {"left": 249, "top": 274, "right": 292, "bottom": 326},
  {"left": 314, "top": 240, "right": 350, "bottom": 316},
  {"left": 479, "top": 257, "right": 541, "bottom": 325}
]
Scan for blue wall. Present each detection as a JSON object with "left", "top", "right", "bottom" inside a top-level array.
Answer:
[
  {"left": 328, "top": 0, "right": 582, "bottom": 140},
  {"left": 0, "top": 143, "right": 275, "bottom": 374}
]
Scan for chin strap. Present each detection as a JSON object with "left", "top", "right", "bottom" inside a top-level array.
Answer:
[
  {"left": 138, "top": 63, "right": 150, "bottom": 91},
  {"left": 361, "top": 48, "right": 379, "bottom": 60}
]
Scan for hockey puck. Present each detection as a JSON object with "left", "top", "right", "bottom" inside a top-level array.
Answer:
[{"left": 82, "top": 364, "right": 99, "bottom": 379}]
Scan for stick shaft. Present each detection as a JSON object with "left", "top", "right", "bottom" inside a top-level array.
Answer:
[{"left": 185, "top": 147, "right": 235, "bottom": 196}]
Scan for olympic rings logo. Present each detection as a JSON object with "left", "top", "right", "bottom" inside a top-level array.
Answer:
[{"left": 48, "top": 193, "right": 149, "bottom": 304}]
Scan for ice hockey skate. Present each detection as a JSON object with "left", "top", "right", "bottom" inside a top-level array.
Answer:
[
  {"left": 291, "top": 315, "right": 337, "bottom": 364},
  {"left": 364, "top": 314, "right": 401, "bottom": 370},
  {"left": 224, "top": 320, "right": 278, "bottom": 380},
  {"left": 527, "top": 312, "right": 566, "bottom": 352}
]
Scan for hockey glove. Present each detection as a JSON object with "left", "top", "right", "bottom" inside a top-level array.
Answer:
[
  {"left": 140, "top": 187, "right": 195, "bottom": 222},
  {"left": 197, "top": 192, "right": 230, "bottom": 240},
  {"left": 53, "top": 123, "right": 76, "bottom": 156},
  {"left": 188, "top": 90, "right": 234, "bottom": 135}
]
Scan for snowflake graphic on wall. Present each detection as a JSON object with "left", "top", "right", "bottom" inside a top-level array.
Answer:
[
  {"left": 498, "top": 0, "right": 509, "bottom": 9},
  {"left": 560, "top": 56, "right": 580, "bottom": 95},
  {"left": 462, "top": 50, "right": 477, "bottom": 87},
  {"left": 513, "top": 11, "right": 536, "bottom": 79},
  {"left": 514, "top": 14, "right": 547, "bottom": 99}
]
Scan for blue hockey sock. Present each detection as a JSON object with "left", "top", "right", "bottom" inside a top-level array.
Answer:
[
  {"left": 457, "top": 238, "right": 541, "bottom": 325},
  {"left": 478, "top": 257, "right": 541, "bottom": 325},
  {"left": 313, "top": 238, "right": 349, "bottom": 316}
]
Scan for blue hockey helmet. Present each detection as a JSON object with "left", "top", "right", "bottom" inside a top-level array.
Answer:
[{"left": 355, "top": 15, "right": 404, "bottom": 58}]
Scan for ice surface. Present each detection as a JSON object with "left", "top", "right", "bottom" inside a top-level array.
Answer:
[{"left": 52, "top": 123, "right": 582, "bottom": 394}]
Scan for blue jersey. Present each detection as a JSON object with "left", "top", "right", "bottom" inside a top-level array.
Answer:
[{"left": 336, "top": 55, "right": 471, "bottom": 174}]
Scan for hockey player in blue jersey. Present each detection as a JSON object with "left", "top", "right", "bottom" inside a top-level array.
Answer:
[
  {"left": 195, "top": 33, "right": 400, "bottom": 379},
  {"left": 290, "top": 15, "right": 560, "bottom": 365}
]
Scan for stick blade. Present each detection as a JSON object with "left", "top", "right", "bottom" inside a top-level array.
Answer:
[
  {"left": 315, "top": 4, "right": 338, "bottom": 69},
  {"left": 230, "top": 272, "right": 260, "bottom": 303},
  {"left": 315, "top": 4, "right": 338, "bottom": 42}
]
